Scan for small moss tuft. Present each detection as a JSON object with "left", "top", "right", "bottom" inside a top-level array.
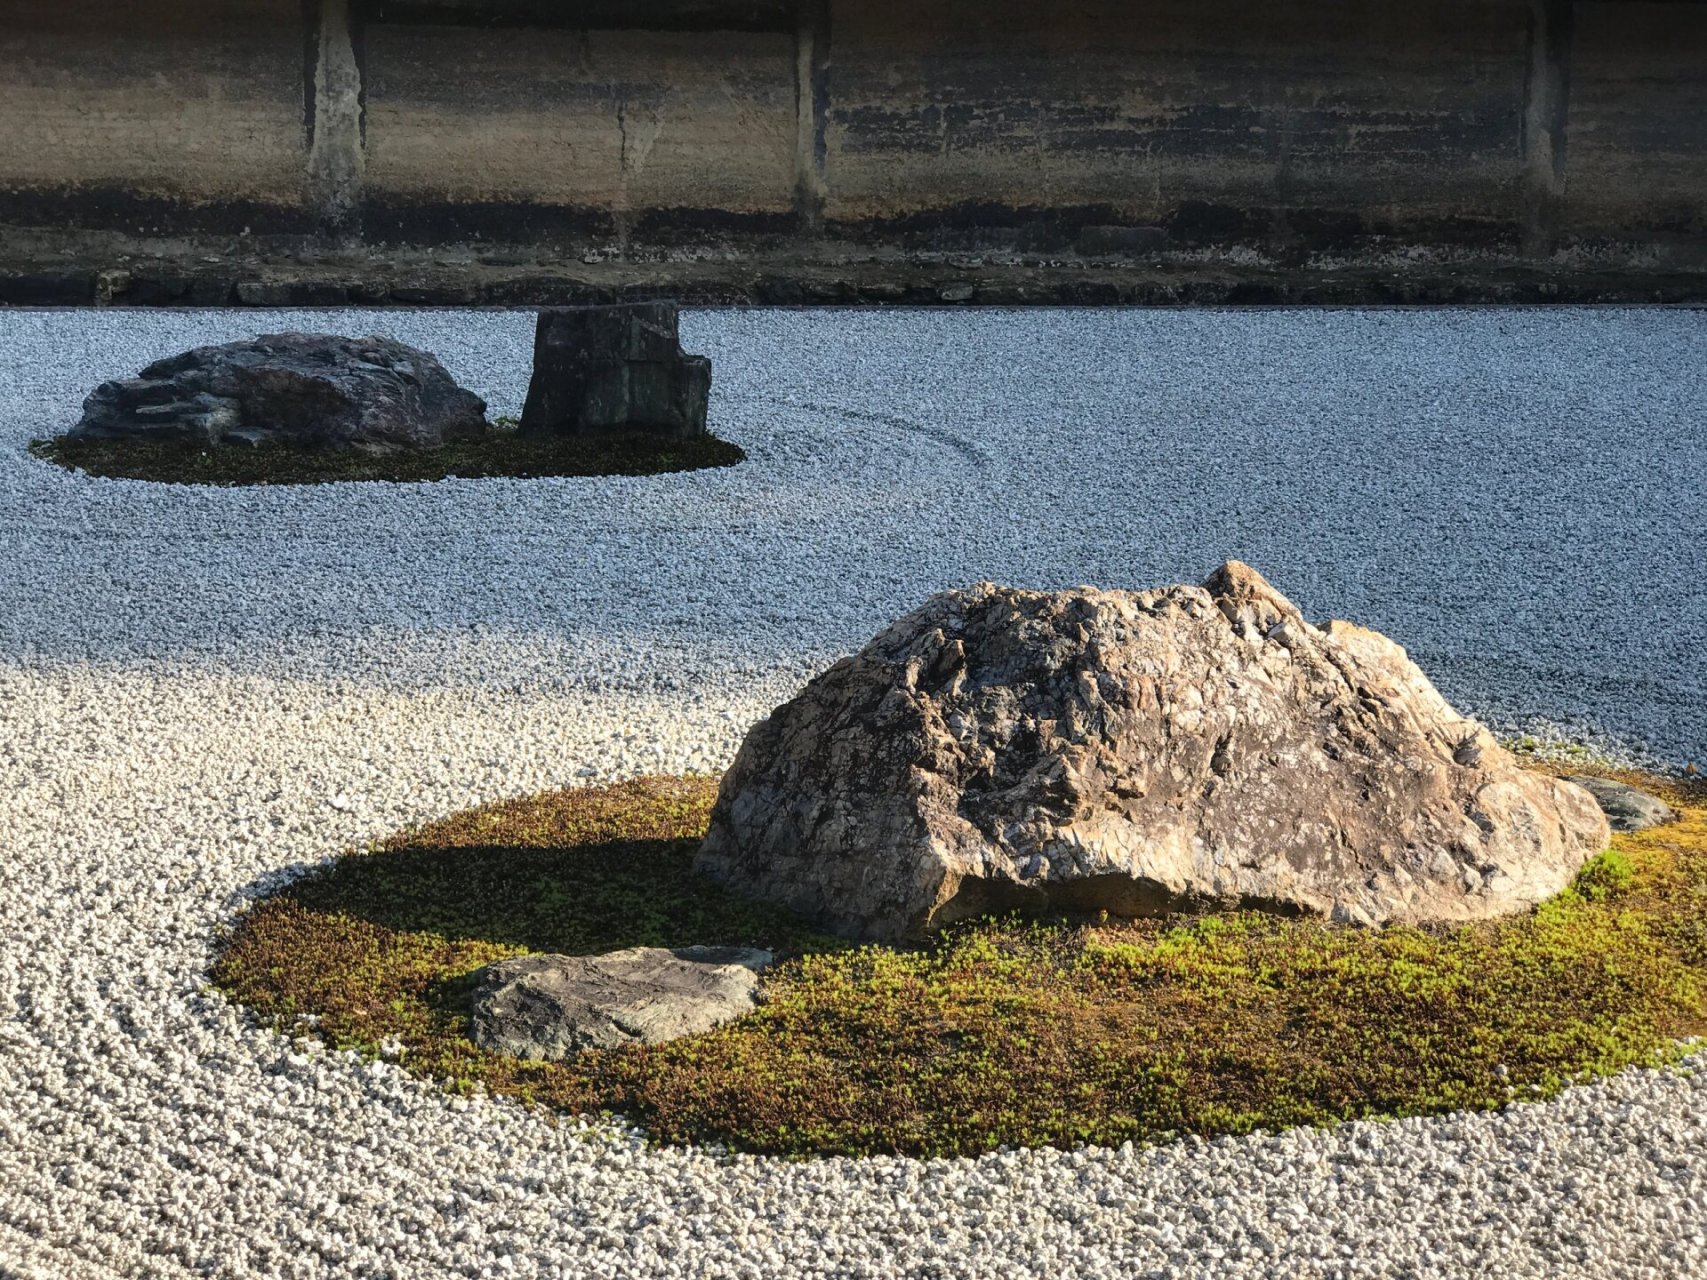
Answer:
[
  {"left": 1568, "top": 848, "right": 1637, "bottom": 903},
  {"left": 213, "top": 767, "right": 1707, "bottom": 1158}
]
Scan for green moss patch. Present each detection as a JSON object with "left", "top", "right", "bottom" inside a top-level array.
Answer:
[
  {"left": 213, "top": 769, "right": 1707, "bottom": 1158},
  {"left": 30, "top": 423, "right": 744, "bottom": 485}
]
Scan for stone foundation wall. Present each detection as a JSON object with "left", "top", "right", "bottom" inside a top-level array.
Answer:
[
  {"left": 0, "top": 0, "right": 314, "bottom": 232},
  {"left": 360, "top": 25, "right": 800, "bottom": 242},
  {"left": 823, "top": 0, "right": 1533, "bottom": 247},
  {"left": 1, "top": 0, "right": 1703, "bottom": 298},
  {"left": 1566, "top": 2, "right": 1707, "bottom": 241}
]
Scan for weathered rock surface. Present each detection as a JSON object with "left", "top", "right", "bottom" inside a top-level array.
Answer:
[
  {"left": 696, "top": 563, "right": 1611, "bottom": 942},
  {"left": 518, "top": 302, "right": 710, "bottom": 439},
  {"left": 69, "top": 332, "right": 489, "bottom": 451},
  {"left": 468, "top": 945, "right": 771, "bottom": 1061},
  {"left": 1564, "top": 775, "right": 1679, "bottom": 832}
]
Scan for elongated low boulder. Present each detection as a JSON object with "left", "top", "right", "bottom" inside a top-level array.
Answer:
[
  {"left": 1564, "top": 775, "right": 1678, "bottom": 832},
  {"left": 69, "top": 332, "right": 488, "bottom": 451},
  {"left": 469, "top": 946, "right": 772, "bottom": 1061},
  {"left": 695, "top": 563, "right": 1610, "bottom": 942}
]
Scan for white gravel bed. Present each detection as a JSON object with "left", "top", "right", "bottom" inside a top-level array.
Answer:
[{"left": 1, "top": 306, "right": 1704, "bottom": 1279}]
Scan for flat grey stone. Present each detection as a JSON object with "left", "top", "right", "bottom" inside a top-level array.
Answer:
[
  {"left": 468, "top": 945, "right": 772, "bottom": 1062},
  {"left": 1563, "top": 776, "right": 1679, "bottom": 832}
]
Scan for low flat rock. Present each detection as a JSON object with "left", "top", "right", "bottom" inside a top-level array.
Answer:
[
  {"left": 696, "top": 562, "right": 1611, "bottom": 942},
  {"left": 68, "top": 332, "right": 489, "bottom": 451},
  {"left": 468, "top": 945, "right": 772, "bottom": 1061},
  {"left": 1564, "top": 775, "right": 1679, "bottom": 832}
]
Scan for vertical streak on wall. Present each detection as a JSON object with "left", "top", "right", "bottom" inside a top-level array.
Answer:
[
  {"left": 307, "top": 0, "right": 365, "bottom": 237},
  {"left": 616, "top": 99, "right": 634, "bottom": 251},
  {"left": 302, "top": 0, "right": 320, "bottom": 149},
  {"left": 794, "top": 0, "right": 830, "bottom": 230},
  {"left": 1521, "top": 0, "right": 1574, "bottom": 255}
]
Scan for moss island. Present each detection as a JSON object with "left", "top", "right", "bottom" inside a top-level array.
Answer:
[{"left": 213, "top": 768, "right": 1707, "bottom": 1159}]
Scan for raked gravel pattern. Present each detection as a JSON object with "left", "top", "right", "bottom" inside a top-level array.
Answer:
[{"left": 1, "top": 306, "right": 1704, "bottom": 1279}]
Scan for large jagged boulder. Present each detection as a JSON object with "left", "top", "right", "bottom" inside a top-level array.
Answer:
[
  {"left": 695, "top": 563, "right": 1610, "bottom": 942},
  {"left": 518, "top": 302, "right": 710, "bottom": 440},
  {"left": 69, "top": 332, "right": 489, "bottom": 452}
]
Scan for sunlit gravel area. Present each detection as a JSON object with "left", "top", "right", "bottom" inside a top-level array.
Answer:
[{"left": 1, "top": 306, "right": 1704, "bottom": 1279}]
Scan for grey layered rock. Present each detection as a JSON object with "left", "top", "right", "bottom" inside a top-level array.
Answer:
[
  {"left": 69, "top": 332, "right": 489, "bottom": 451},
  {"left": 696, "top": 563, "right": 1611, "bottom": 942},
  {"left": 518, "top": 303, "right": 710, "bottom": 439},
  {"left": 468, "top": 945, "right": 772, "bottom": 1061},
  {"left": 1563, "top": 776, "right": 1679, "bottom": 832}
]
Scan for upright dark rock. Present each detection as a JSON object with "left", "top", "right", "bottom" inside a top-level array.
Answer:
[{"left": 518, "top": 302, "right": 711, "bottom": 439}]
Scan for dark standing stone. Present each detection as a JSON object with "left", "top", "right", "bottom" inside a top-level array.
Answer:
[
  {"left": 68, "top": 332, "right": 488, "bottom": 452},
  {"left": 518, "top": 302, "right": 711, "bottom": 439}
]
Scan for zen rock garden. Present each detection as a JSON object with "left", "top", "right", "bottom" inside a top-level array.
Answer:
[
  {"left": 37, "top": 301, "right": 740, "bottom": 485},
  {"left": 142, "top": 307, "right": 1695, "bottom": 1167},
  {"left": 22, "top": 295, "right": 1700, "bottom": 1280},
  {"left": 68, "top": 302, "right": 711, "bottom": 452},
  {"left": 10, "top": 0, "right": 1707, "bottom": 1265}
]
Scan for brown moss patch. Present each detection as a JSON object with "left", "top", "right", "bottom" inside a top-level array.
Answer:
[
  {"left": 31, "top": 424, "right": 744, "bottom": 485},
  {"left": 213, "top": 770, "right": 1707, "bottom": 1158}
]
